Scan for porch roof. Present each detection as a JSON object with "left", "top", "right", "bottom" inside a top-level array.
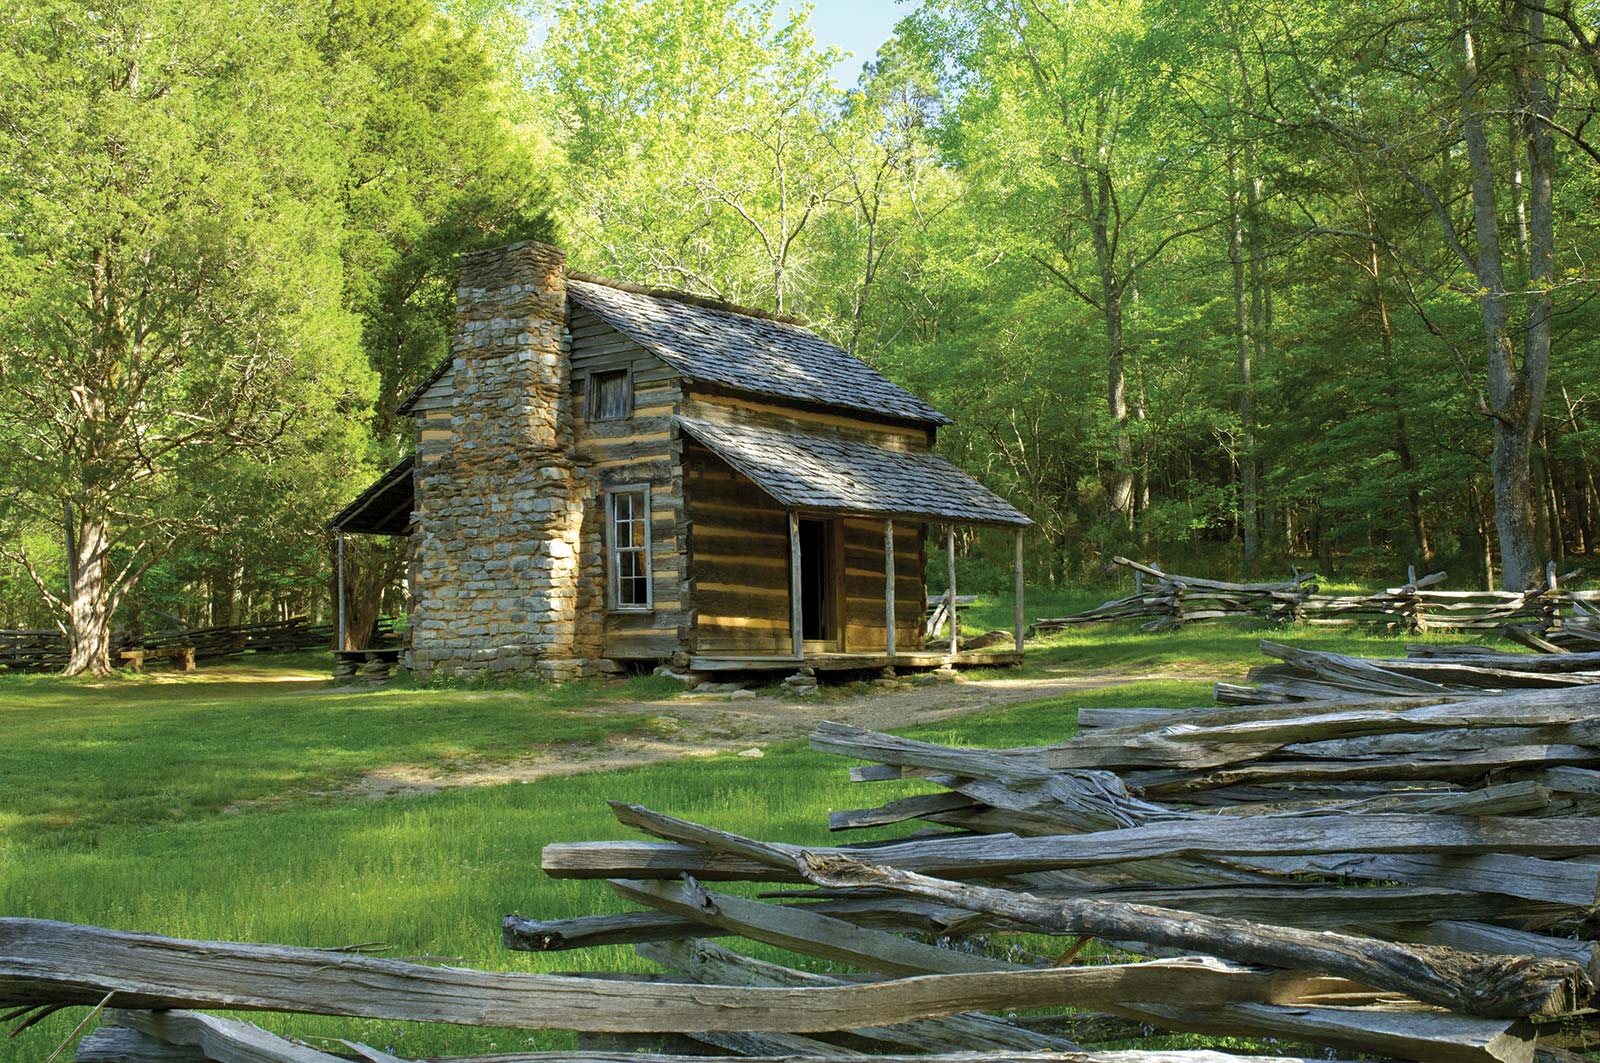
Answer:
[
  {"left": 676, "top": 415, "right": 1032, "bottom": 527},
  {"left": 328, "top": 455, "right": 415, "bottom": 535}
]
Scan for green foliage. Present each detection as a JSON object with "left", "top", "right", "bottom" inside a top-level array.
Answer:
[
  {"left": 6, "top": 0, "right": 1600, "bottom": 630},
  {"left": 0, "top": 0, "right": 558, "bottom": 636}
]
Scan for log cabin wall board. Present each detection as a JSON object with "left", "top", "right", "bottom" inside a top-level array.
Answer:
[{"left": 570, "top": 305, "right": 688, "bottom": 662}]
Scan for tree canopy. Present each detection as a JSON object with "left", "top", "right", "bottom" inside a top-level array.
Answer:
[{"left": 5, "top": 0, "right": 1600, "bottom": 668}]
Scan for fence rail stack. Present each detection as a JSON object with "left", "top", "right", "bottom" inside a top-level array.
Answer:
[
  {"left": 0, "top": 616, "right": 399, "bottom": 672},
  {"left": 7, "top": 653, "right": 1600, "bottom": 1062},
  {"left": 1035, "top": 556, "right": 1599, "bottom": 636}
]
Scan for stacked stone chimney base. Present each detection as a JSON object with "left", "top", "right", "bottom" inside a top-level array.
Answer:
[{"left": 407, "top": 240, "right": 606, "bottom": 684}]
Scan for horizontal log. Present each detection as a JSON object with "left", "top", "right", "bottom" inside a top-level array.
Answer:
[
  {"left": 608, "top": 877, "right": 1014, "bottom": 975},
  {"left": 1104, "top": 1002, "right": 1534, "bottom": 1063},
  {"left": 559, "top": 806, "right": 1600, "bottom": 880},
  {"left": 1130, "top": 746, "right": 1600, "bottom": 792},
  {"left": 75, "top": 1024, "right": 1508, "bottom": 1063},
  {"left": 797, "top": 852, "right": 1590, "bottom": 1018},
  {"left": 76, "top": 1026, "right": 209, "bottom": 1062},
  {"left": 638, "top": 938, "right": 1076, "bottom": 1053},
  {"left": 1245, "top": 850, "right": 1600, "bottom": 908},
  {"left": 504, "top": 910, "right": 705, "bottom": 951},
  {"left": 105, "top": 1009, "right": 339, "bottom": 1062},
  {"left": 0, "top": 918, "right": 1359, "bottom": 1034}
]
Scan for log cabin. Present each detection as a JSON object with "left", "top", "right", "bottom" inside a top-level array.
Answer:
[{"left": 329, "top": 240, "right": 1031, "bottom": 682}]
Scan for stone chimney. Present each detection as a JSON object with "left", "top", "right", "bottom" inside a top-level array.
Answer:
[{"left": 408, "top": 240, "right": 593, "bottom": 681}]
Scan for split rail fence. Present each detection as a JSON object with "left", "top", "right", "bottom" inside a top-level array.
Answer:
[
  {"left": 0, "top": 616, "right": 399, "bottom": 672},
  {"left": 1036, "top": 557, "right": 1600, "bottom": 639},
  {"left": 12, "top": 638, "right": 1600, "bottom": 1062}
]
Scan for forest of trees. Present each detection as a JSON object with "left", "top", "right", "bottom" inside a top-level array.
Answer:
[{"left": 3, "top": 0, "right": 1599, "bottom": 672}]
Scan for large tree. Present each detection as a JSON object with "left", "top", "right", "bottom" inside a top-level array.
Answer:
[
  {"left": 1265, "top": 0, "right": 1600, "bottom": 588},
  {"left": 909, "top": 0, "right": 1216, "bottom": 570},
  {"left": 533, "top": 0, "right": 850, "bottom": 310},
  {"left": 0, "top": 0, "right": 368, "bottom": 674}
]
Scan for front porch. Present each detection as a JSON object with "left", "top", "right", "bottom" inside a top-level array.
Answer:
[
  {"left": 689, "top": 649, "right": 1024, "bottom": 673},
  {"left": 677, "top": 415, "right": 1033, "bottom": 670}
]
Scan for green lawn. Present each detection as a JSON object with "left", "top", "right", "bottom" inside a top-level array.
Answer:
[{"left": 0, "top": 617, "right": 1477, "bottom": 1060}]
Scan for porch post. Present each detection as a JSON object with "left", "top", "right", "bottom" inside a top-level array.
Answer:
[
  {"left": 946, "top": 524, "right": 958, "bottom": 663},
  {"left": 1014, "top": 526, "right": 1025, "bottom": 653},
  {"left": 788, "top": 510, "right": 804, "bottom": 660},
  {"left": 884, "top": 520, "right": 896, "bottom": 657},
  {"left": 335, "top": 531, "right": 347, "bottom": 652}
]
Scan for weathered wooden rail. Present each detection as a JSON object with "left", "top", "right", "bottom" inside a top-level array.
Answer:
[
  {"left": 1213, "top": 638, "right": 1600, "bottom": 702},
  {"left": 0, "top": 616, "right": 399, "bottom": 671},
  {"left": 1035, "top": 557, "right": 1599, "bottom": 636}
]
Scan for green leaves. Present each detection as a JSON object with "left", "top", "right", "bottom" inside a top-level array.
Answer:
[{"left": 0, "top": 0, "right": 556, "bottom": 650}]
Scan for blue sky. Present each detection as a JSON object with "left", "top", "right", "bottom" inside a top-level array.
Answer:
[{"left": 799, "top": 0, "right": 910, "bottom": 85}]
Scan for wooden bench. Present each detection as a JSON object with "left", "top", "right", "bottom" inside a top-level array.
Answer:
[{"left": 119, "top": 646, "right": 196, "bottom": 673}]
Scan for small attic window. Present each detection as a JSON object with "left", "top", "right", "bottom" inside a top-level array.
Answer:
[{"left": 589, "top": 370, "right": 632, "bottom": 421}]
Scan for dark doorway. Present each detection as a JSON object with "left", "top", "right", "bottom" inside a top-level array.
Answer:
[{"left": 798, "top": 518, "right": 833, "bottom": 642}]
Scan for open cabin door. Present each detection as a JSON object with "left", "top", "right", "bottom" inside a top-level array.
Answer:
[{"left": 796, "top": 517, "right": 838, "bottom": 648}]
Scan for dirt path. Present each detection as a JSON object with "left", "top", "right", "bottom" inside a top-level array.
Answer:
[{"left": 354, "top": 666, "right": 1222, "bottom": 798}]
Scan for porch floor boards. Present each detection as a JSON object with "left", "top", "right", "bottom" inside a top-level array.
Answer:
[{"left": 688, "top": 650, "right": 1022, "bottom": 673}]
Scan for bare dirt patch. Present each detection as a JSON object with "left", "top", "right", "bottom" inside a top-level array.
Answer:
[{"left": 351, "top": 666, "right": 1218, "bottom": 799}]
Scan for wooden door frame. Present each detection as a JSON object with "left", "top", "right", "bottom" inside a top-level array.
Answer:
[{"left": 791, "top": 512, "right": 846, "bottom": 655}]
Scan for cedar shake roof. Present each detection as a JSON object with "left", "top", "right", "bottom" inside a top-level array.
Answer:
[
  {"left": 568, "top": 279, "right": 950, "bottom": 427},
  {"left": 677, "top": 415, "right": 1032, "bottom": 527}
]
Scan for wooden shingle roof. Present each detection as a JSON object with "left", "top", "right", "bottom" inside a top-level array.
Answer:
[
  {"left": 677, "top": 415, "right": 1031, "bottom": 526},
  {"left": 569, "top": 279, "right": 950, "bottom": 427}
]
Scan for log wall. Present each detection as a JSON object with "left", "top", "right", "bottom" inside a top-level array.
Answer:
[
  {"left": 842, "top": 518, "right": 926, "bottom": 653},
  {"left": 683, "top": 445, "right": 927, "bottom": 657},
  {"left": 683, "top": 442, "right": 792, "bottom": 655},
  {"left": 571, "top": 306, "right": 689, "bottom": 661},
  {"left": 680, "top": 387, "right": 931, "bottom": 657}
]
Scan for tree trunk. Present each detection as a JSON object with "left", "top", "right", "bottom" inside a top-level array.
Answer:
[
  {"left": 1561, "top": 386, "right": 1597, "bottom": 554},
  {"left": 1470, "top": 485, "right": 1496, "bottom": 589},
  {"left": 1228, "top": 171, "right": 1258, "bottom": 568},
  {"left": 1541, "top": 427, "right": 1565, "bottom": 562},
  {"left": 1104, "top": 286, "right": 1134, "bottom": 532},
  {"left": 1364, "top": 221, "right": 1432, "bottom": 565},
  {"left": 1245, "top": 167, "right": 1270, "bottom": 570},
  {"left": 64, "top": 512, "right": 115, "bottom": 677},
  {"left": 1454, "top": 3, "right": 1547, "bottom": 590}
]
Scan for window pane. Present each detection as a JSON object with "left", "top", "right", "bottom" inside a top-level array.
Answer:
[{"left": 610, "top": 488, "right": 650, "bottom": 609}]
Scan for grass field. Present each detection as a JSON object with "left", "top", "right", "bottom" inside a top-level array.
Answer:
[{"left": 0, "top": 609, "right": 1483, "bottom": 1060}]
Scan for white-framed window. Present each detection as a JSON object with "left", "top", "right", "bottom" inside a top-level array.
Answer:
[
  {"left": 607, "top": 486, "right": 652, "bottom": 610},
  {"left": 589, "top": 369, "right": 633, "bottom": 421}
]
